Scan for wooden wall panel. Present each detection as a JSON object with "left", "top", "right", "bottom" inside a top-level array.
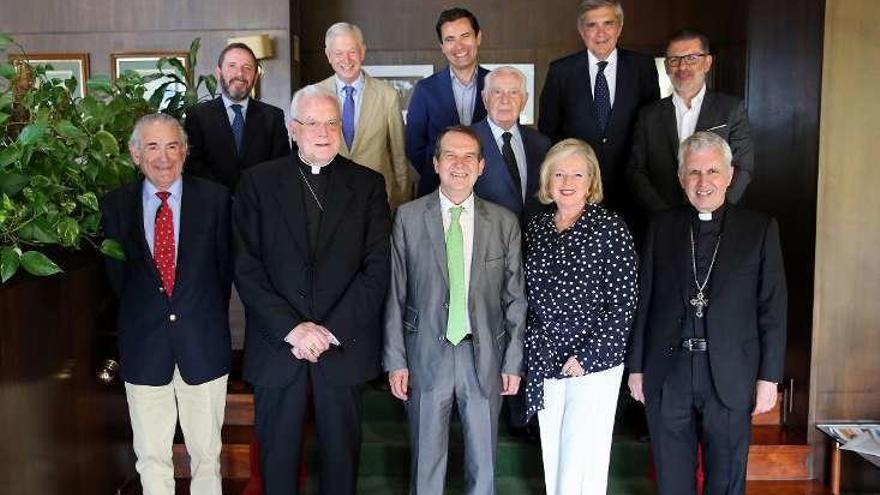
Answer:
[
  {"left": 811, "top": 0, "right": 880, "bottom": 482},
  {"left": 0, "top": 0, "right": 292, "bottom": 112}
]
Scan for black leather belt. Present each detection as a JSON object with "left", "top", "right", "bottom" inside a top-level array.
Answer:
[{"left": 681, "top": 338, "right": 708, "bottom": 352}]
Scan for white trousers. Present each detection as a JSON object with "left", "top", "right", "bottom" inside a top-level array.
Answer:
[
  {"left": 125, "top": 367, "right": 228, "bottom": 495},
  {"left": 538, "top": 364, "right": 623, "bottom": 495}
]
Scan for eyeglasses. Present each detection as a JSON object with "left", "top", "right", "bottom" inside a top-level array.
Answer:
[
  {"left": 293, "top": 118, "right": 340, "bottom": 131},
  {"left": 665, "top": 53, "right": 709, "bottom": 68}
]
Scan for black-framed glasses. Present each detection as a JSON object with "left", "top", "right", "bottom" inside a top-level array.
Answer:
[{"left": 665, "top": 53, "right": 710, "bottom": 67}]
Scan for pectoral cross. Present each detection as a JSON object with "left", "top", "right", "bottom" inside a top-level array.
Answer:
[{"left": 689, "top": 291, "right": 708, "bottom": 318}]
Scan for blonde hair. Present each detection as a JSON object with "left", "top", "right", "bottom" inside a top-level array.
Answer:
[{"left": 536, "top": 138, "right": 603, "bottom": 205}]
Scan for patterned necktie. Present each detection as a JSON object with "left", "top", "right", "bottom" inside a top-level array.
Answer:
[
  {"left": 342, "top": 85, "right": 356, "bottom": 149},
  {"left": 445, "top": 206, "right": 468, "bottom": 345},
  {"left": 501, "top": 131, "right": 523, "bottom": 201},
  {"left": 154, "top": 191, "right": 176, "bottom": 296},
  {"left": 594, "top": 61, "right": 611, "bottom": 132},
  {"left": 231, "top": 103, "right": 245, "bottom": 154}
]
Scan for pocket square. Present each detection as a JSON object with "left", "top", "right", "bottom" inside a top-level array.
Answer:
[{"left": 704, "top": 124, "right": 727, "bottom": 132}]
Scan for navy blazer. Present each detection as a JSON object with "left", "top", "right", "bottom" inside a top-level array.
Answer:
[
  {"left": 405, "top": 66, "right": 489, "bottom": 196},
  {"left": 539, "top": 49, "right": 659, "bottom": 210},
  {"left": 184, "top": 97, "right": 290, "bottom": 191},
  {"left": 102, "top": 176, "right": 233, "bottom": 386},
  {"left": 471, "top": 119, "right": 551, "bottom": 220}
]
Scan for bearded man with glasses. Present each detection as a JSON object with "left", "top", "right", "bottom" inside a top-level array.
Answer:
[{"left": 627, "top": 29, "right": 754, "bottom": 225}]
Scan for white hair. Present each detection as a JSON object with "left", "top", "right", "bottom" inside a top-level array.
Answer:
[
  {"left": 288, "top": 84, "right": 339, "bottom": 121},
  {"left": 129, "top": 113, "right": 187, "bottom": 150},
  {"left": 324, "top": 22, "right": 365, "bottom": 51},
  {"left": 482, "top": 65, "right": 527, "bottom": 96},
  {"left": 677, "top": 131, "right": 733, "bottom": 176}
]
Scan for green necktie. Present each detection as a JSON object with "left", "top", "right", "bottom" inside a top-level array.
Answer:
[{"left": 446, "top": 206, "right": 468, "bottom": 345}]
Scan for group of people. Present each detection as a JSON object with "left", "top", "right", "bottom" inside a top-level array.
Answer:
[{"left": 101, "top": 1, "right": 787, "bottom": 495}]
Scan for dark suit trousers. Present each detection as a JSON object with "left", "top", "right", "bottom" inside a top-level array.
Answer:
[
  {"left": 645, "top": 353, "right": 752, "bottom": 495},
  {"left": 254, "top": 365, "right": 364, "bottom": 495}
]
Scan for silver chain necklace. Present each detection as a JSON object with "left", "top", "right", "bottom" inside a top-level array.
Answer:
[
  {"left": 689, "top": 227, "right": 721, "bottom": 318},
  {"left": 297, "top": 165, "right": 324, "bottom": 212}
]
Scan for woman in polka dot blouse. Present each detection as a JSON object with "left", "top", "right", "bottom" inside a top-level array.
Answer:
[{"left": 523, "top": 138, "right": 638, "bottom": 495}]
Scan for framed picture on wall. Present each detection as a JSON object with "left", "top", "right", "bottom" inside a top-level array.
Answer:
[
  {"left": 8, "top": 53, "right": 90, "bottom": 98},
  {"left": 111, "top": 51, "right": 188, "bottom": 108},
  {"left": 363, "top": 64, "right": 434, "bottom": 123},
  {"left": 482, "top": 63, "right": 535, "bottom": 125},
  {"left": 654, "top": 57, "right": 674, "bottom": 98}
]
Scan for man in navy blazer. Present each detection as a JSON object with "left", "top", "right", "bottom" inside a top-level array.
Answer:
[
  {"left": 184, "top": 43, "right": 290, "bottom": 191},
  {"left": 472, "top": 66, "right": 551, "bottom": 222},
  {"left": 406, "top": 7, "right": 489, "bottom": 197},
  {"left": 539, "top": 0, "right": 659, "bottom": 215},
  {"left": 102, "top": 113, "right": 232, "bottom": 495}
]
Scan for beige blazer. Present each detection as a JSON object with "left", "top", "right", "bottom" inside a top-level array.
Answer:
[{"left": 318, "top": 74, "right": 413, "bottom": 207}]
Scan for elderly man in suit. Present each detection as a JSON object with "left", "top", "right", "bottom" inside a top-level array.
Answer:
[
  {"left": 627, "top": 29, "right": 754, "bottom": 216},
  {"left": 627, "top": 131, "right": 786, "bottom": 495},
  {"left": 317, "top": 22, "right": 413, "bottom": 208},
  {"left": 184, "top": 42, "right": 290, "bottom": 191},
  {"left": 472, "top": 66, "right": 551, "bottom": 221},
  {"left": 234, "top": 84, "right": 390, "bottom": 495},
  {"left": 539, "top": 0, "right": 658, "bottom": 215},
  {"left": 384, "top": 126, "right": 527, "bottom": 495},
  {"left": 406, "top": 7, "right": 489, "bottom": 197},
  {"left": 102, "top": 113, "right": 232, "bottom": 495}
]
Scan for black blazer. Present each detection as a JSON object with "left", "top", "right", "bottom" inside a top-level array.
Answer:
[
  {"left": 102, "top": 176, "right": 233, "bottom": 386},
  {"left": 627, "top": 205, "right": 787, "bottom": 409},
  {"left": 627, "top": 92, "right": 754, "bottom": 213},
  {"left": 471, "top": 119, "right": 551, "bottom": 220},
  {"left": 184, "top": 97, "right": 290, "bottom": 191},
  {"left": 538, "top": 48, "right": 659, "bottom": 210},
  {"left": 233, "top": 155, "right": 391, "bottom": 388}
]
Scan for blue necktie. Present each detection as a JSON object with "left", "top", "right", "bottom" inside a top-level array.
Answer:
[
  {"left": 342, "top": 85, "right": 355, "bottom": 149},
  {"left": 594, "top": 61, "right": 611, "bottom": 132},
  {"left": 231, "top": 103, "right": 245, "bottom": 154}
]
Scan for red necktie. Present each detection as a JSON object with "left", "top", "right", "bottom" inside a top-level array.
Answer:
[{"left": 154, "top": 191, "right": 176, "bottom": 296}]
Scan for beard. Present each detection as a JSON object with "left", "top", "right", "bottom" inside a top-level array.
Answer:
[{"left": 220, "top": 74, "right": 253, "bottom": 101}]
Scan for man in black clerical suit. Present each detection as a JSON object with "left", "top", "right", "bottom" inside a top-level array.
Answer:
[
  {"left": 627, "top": 131, "right": 786, "bottom": 495},
  {"left": 539, "top": 0, "right": 659, "bottom": 215},
  {"left": 184, "top": 42, "right": 289, "bottom": 191},
  {"left": 628, "top": 29, "right": 754, "bottom": 217},
  {"left": 233, "top": 84, "right": 390, "bottom": 495}
]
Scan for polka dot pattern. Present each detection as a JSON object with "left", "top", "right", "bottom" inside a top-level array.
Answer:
[
  {"left": 523, "top": 204, "right": 638, "bottom": 419},
  {"left": 153, "top": 191, "right": 176, "bottom": 296}
]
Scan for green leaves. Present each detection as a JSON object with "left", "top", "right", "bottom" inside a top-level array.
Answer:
[
  {"left": 100, "top": 238, "right": 125, "bottom": 261},
  {"left": 93, "top": 129, "right": 120, "bottom": 156},
  {"left": 0, "top": 247, "right": 20, "bottom": 283},
  {"left": 17, "top": 121, "right": 48, "bottom": 145},
  {"left": 20, "top": 250, "right": 62, "bottom": 276}
]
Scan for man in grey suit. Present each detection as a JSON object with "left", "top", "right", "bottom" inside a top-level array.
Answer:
[
  {"left": 627, "top": 29, "right": 754, "bottom": 216},
  {"left": 384, "top": 126, "right": 527, "bottom": 495}
]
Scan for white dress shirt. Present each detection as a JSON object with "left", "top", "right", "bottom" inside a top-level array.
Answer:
[
  {"left": 487, "top": 118, "right": 528, "bottom": 201},
  {"left": 439, "top": 189, "right": 475, "bottom": 335},
  {"left": 588, "top": 49, "right": 618, "bottom": 107},
  {"left": 672, "top": 84, "right": 707, "bottom": 142}
]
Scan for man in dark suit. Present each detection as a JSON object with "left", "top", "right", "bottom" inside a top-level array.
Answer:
[
  {"left": 184, "top": 42, "right": 290, "bottom": 191},
  {"left": 539, "top": 0, "right": 659, "bottom": 214},
  {"left": 627, "top": 132, "right": 786, "bottom": 495},
  {"left": 628, "top": 29, "right": 754, "bottom": 216},
  {"left": 472, "top": 66, "right": 551, "bottom": 221},
  {"left": 102, "top": 113, "right": 232, "bottom": 495},
  {"left": 233, "top": 84, "right": 390, "bottom": 495},
  {"left": 406, "top": 7, "right": 489, "bottom": 196}
]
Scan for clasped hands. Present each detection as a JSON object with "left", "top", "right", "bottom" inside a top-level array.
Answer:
[{"left": 285, "top": 321, "right": 336, "bottom": 363}]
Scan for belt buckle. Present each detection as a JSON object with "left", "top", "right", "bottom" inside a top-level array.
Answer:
[{"left": 683, "top": 338, "right": 707, "bottom": 352}]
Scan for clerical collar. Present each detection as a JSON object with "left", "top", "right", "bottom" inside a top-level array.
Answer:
[
  {"left": 297, "top": 151, "right": 334, "bottom": 175},
  {"left": 694, "top": 203, "right": 728, "bottom": 222}
]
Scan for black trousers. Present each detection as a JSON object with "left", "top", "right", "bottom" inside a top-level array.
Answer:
[
  {"left": 254, "top": 365, "right": 364, "bottom": 495},
  {"left": 645, "top": 353, "right": 752, "bottom": 495}
]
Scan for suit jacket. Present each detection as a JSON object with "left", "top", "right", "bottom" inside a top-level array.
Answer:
[
  {"left": 317, "top": 74, "right": 412, "bottom": 207},
  {"left": 184, "top": 97, "right": 290, "bottom": 191},
  {"left": 405, "top": 66, "right": 490, "bottom": 196},
  {"left": 102, "top": 176, "right": 233, "bottom": 386},
  {"left": 627, "top": 91, "right": 754, "bottom": 213},
  {"left": 233, "top": 154, "right": 391, "bottom": 388},
  {"left": 383, "top": 193, "right": 527, "bottom": 396},
  {"left": 627, "top": 205, "right": 787, "bottom": 409},
  {"left": 471, "top": 119, "right": 551, "bottom": 220},
  {"left": 539, "top": 49, "right": 659, "bottom": 210}
]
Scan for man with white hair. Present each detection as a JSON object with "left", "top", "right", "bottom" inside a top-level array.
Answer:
[
  {"left": 627, "top": 131, "right": 786, "bottom": 495},
  {"left": 472, "top": 65, "right": 551, "bottom": 221},
  {"left": 317, "top": 22, "right": 413, "bottom": 207},
  {"left": 233, "top": 84, "right": 391, "bottom": 494}
]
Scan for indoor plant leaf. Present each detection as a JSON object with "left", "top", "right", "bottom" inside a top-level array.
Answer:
[
  {"left": 0, "top": 246, "right": 20, "bottom": 283},
  {"left": 20, "top": 250, "right": 62, "bottom": 276},
  {"left": 100, "top": 238, "right": 126, "bottom": 261},
  {"left": 0, "top": 172, "right": 28, "bottom": 195}
]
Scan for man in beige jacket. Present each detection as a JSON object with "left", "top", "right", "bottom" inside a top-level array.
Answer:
[{"left": 318, "top": 22, "right": 413, "bottom": 208}]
